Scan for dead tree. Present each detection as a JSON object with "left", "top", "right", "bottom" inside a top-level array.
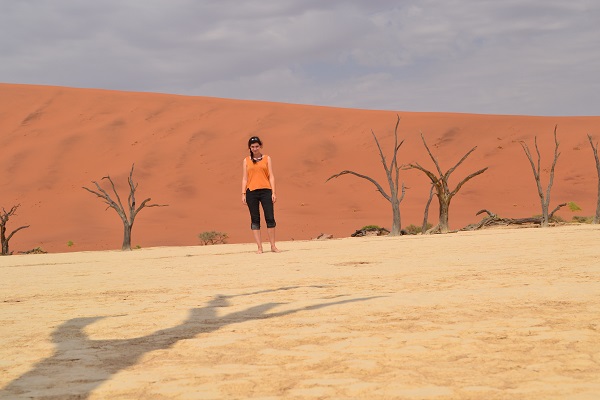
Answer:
[
  {"left": 520, "top": 125, "right": 560, "bottom": 227},
  {"left": 587, "top": 134, "right": 600, "bottom": 224},
  {"left": 83, "top": 164, "right": 167, "bottom": 250},
  {"left": 326, "top": 115, "right": 406, "bottom": 236},
  {"left": 408, "top": 134, "right": 488, "bottom": 233},
  {"left": 1, "top": 205, "right": 30, "bottom": 255}
]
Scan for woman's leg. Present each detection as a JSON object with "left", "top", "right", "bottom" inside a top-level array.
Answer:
[
  {"left": 251, "top": 230, "right": 263, "bottom": 254},
  {"left": 246, "top": 190, "right": 263, "bottom": 253},
  {"left": 267, "top": 227, "right": 279, "bottom": 252},
  {"left": 260, "top": 190, "right": 279, "bottom": 252}
]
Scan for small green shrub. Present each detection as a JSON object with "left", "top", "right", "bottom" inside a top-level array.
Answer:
[
  {"left": 572, "top": 215, "right": 593, "bottom": 224},
  {"left": 198, "top": 231, "right": 228, "bottom": 245},
  {"left": 568, "top": 202, "right": 582, "bottom": 212},
  {"left": 67, "top": 240, "right": 74, "bottom": 247},
  {"left": 404, "top": 223, "right": 433, "bottom": 235},
  {"left": 135, "top": 244, "right": 142, "bottom": 249}
]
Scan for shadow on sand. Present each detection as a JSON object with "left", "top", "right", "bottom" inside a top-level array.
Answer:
[{"left": 2, "top": 287, "right": 380, "bottom": 399}]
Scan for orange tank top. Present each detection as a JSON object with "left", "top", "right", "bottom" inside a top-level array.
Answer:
[{"left": 246, "top": 155, "right": 271, "bottom": 191}]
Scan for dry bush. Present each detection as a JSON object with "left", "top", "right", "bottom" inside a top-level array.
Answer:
[{"left": 198, "top": 231, "right": 228, "bottom": 245}]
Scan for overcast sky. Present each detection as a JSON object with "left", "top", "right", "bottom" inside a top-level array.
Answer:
[{"left": 2, "top": 1, "right": 599, "bottom": 116}]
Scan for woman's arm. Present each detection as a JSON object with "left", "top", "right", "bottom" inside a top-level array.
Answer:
[
  {"left": 241, "top": 158, "right": 248, "bottom": 204},
  {"left": 268, "top": 156, "right": 276, "bottom": 203}
]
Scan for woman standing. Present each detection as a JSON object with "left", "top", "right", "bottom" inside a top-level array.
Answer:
[{"left": 242, "top": 136, "right": 280, "bottom": 253}]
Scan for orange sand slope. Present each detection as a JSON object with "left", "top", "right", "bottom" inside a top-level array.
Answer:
[
  {"left": 1, "top": 225, "right": 599, "bottom": 399},
  {"left": 1, "top": 83, "right": 599, "bottom": 253}
]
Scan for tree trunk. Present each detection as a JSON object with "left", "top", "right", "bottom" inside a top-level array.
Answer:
[
  {"left": 439, "top": 200, "right": 450, "bottom": 233},
  {"left": 541, "top": 202, "right": 549, "bottom": 227},
  {"left": 390, "top": 197, "right": 401, "bottom": 236},
  {"left": 438, "top": 197, "right": 450, "bottom": 233},
  {"left": 422, "top": 185, "right": 434, "bottom": 233},
  {"left": 595, "top": 178, "right": 600, "bottom": 224},
  {"left": 590, "top": 135, "right": 600, "bottom": 223},
  {"left": 122, "top": 223, "right": 133, "bottom": 251},
  {"left": 1, "top": 226, "right": 8, "bottom": 255}
]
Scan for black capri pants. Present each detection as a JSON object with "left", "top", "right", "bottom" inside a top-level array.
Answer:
[{"left": 246, "top": 188, "right": 276, "bottom": 230}]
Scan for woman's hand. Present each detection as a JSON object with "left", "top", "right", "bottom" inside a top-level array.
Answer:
[
  {"left": 272, "top": 193, "right": 277, "bottom": 203},
  {"left": 242, "top": 193, "right": 247, "bottom": 205}
]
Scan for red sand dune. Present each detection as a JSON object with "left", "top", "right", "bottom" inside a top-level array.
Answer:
[{"left": 1, "top": 83, "right": 599, "bottom": 253}]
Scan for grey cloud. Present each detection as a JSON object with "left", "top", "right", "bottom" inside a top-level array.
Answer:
[{"left": 1, "top": 0, "right": 599, "bottom": 115}]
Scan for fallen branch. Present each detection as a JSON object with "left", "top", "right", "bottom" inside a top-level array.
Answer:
[{"left": 461, "top": 204, "right": 568, "bottom": 231}]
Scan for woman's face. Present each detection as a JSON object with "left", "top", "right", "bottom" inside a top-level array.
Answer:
[{"left": 250, "top": 143, "right": 262, "bottom": 153}]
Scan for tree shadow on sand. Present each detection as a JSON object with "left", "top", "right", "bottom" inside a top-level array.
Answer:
[{"left": 2, "top": 287, "right": 380, "bottom": 399}]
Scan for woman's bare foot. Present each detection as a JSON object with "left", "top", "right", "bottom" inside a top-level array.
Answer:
[
  {"left": 271, "top": 246, "right": 280, "bottom": 253},
  {"left": 256, "top": 247, "right": 263, "bottom": 254}
]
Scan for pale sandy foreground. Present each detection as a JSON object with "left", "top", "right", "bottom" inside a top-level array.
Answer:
[{"left": 1, "top": 225, "right": 599, "bottom": 400}]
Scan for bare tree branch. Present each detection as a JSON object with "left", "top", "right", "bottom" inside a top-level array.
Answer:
[
  {"left": 535, "top": 137, "right": 542, "bottom": 180},
  {"left": 326, "top": 170, "right": 391, "bottom": 202},
  {"left": 450, "top": 167, "right": 489, "bottom": 197},
  {"left": 104, "top": 175, "right": 126, "bottom": 214},
  {"left": 82, "top": 183, "right": 126, "bottom": 221},
  {"left": 545, "top": 126, "right": 561, "bottom": 206},
  {"left": 390, "top": 116, "right": 403, "bottom": 172},
  {"left": 6, "top": 225, "right": 30, "bottom": 242},
  {"left": 549, "top": 203, "right": 567, "bottom": 218},
  {"left": 519, "top": 141, "right": 541, "bottom": 183},
  {"left": 398, "top": 182, "right": 406, "bottom": 203},
  {"left": 371, "top": 129, "right": 389, "bottom": 174},
  {"left": 475, "top": 209, "right": 497, "bottom": 218},
  {"left": 406, "top": 162, "right": 440, "bottom": 185},
  {"left": 445, "top": 146, "right": 478, "bottom": 180},
  {"left": 419, "top": 133, "right": 444, "bottom": 178},
  {"left": 133, "top": 198, "right": 168, "bottom": 219}
]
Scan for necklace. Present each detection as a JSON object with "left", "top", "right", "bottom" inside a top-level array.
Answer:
[{"left": 252, "top": 156, "right": 263, "bottom": 162}]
